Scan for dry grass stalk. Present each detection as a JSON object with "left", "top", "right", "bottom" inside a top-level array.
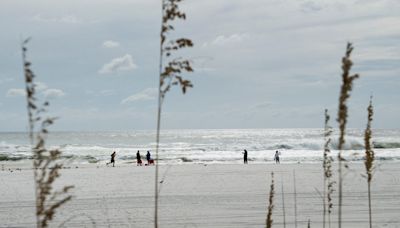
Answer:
[
  {"left": 155, "top": 0, "right": 194, "bottom": 227},
  {"left": 323, "top": 109, "right": 334, "bottom": 228},
  {"left": 22, "top": 38, "right": 73, "bottom": 228},
  {"left": 266, "top": 172, "right": 275, "bottom": 228},
  {"left": 364, "top": 96, "right": 375, "bottom": 228},
  {"left": 293, "top": 170, "right": 298, "bottom": 228},
  {"left": 280, "top": 176, "right": 286, "bottom": 228},
  {"left": 336, "top": 42, "right": 359, "bottom": 228}
]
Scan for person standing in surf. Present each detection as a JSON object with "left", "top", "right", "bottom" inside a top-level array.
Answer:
[
  {"left": 274, "top": 150, "right": 280, "bottom": 164},
  {"left": 146, "top": 151, "right": 151, "bottom": 165},
  {"left": 243, "top": 149, "right": 248, "bottom": 164},
  {"left": 107, "top": 151, "right": 116, "bottom": 167},
  {"left": 136, "top": 150, "right": 142, "bottom": 166}
]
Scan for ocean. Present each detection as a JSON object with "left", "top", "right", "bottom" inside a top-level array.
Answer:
[{"left": 1, "top": 129, "right": 400, "bottom": 164}]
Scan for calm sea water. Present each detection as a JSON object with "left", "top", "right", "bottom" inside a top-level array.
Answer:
[{"left": 1, "top": 129, "right": 399, "bottom": 164}]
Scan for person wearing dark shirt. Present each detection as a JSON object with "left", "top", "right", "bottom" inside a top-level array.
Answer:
[
  {"left": 146, "top": 151, "right": 151, "bottom": 165},
  {"left": 107, "top": 151, "right": 116, "bottom": 167},
  {"left": 136, "top": 150, "right": 142, "bottom": 166}
]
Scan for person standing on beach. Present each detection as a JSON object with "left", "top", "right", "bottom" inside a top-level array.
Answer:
[
  {"left": 136, "top": 150, "right": 142, "bottom": 166},
  {"left": 243, "top": 149, "right": 248, "bottom": 164},
  {"left": 146, "top": 151, "right": 151, "bottom": 165},
  {"left": 107, "top": 151, "right": 116, "bottom": 167},
  {"left": 274, "top": 150, "right": 280, "bottom": 164}
]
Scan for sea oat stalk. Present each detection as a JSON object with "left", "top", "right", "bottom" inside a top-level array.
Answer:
[
  {"left": 155, "top": 0, "right": 194, "bottom": 227},
  {"left": 281, "top": 176, "right": 286, "bottom": 228},
  {"left": 293, "top": 170, "right": 298, "bottom": 228},
  {"left": 266, "top": 172, "right": 275, "bottom": 228},
  {"left": 364, "top": 97, "right": 375, "bottom": 228},
  {"left": 22, "top": 38, "right": 73, "bottom": 228},
  {"left": 336, "top": 42, "right": 359, "bottom": 228},
  {"left": 323, "top": 109, "right": 334, "bottom": 228}
]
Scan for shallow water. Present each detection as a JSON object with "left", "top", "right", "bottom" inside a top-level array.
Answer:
[{"left": 1, "top": 129, "right": 400, "bottom": 164}]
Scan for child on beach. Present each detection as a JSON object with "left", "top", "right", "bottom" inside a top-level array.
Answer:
[
  {"left": 243, "top": 149, "right": 248, "bottom": 164},
  {"left": 106, "top": 151, "right": 116, "bottom": 167},
  {"left": 274, "top": 150, "right": 280, "bottom": 164}
]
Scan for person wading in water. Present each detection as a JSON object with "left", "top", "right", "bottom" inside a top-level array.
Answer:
[
  {"left": 274, "top": 150, "right": 280, "bottom": 164},
  {"left": 243, "top": 149, "right": 248, "bottom": 164}
]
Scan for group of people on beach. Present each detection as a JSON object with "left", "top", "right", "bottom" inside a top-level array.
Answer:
[
  {"left": 242, "top": 149, "right": 281, "bottom": 164},
  {"left": 107, "top": 149, "right": 281, "bottom": 167},
  {"left": 106, "top": 150, "right": 153, "bottom": 167}
]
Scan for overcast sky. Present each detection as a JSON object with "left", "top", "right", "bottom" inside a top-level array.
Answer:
[{"left": 0, "top": 0, "right": 399, "bottom": 131}]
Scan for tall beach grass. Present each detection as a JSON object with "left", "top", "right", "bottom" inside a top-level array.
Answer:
[
  {"left": 364, "top": 96, "right": 375, "bottom": 228},
  {"left": 323, "top": 109, "right": 334, "bottom": 228},
  {"left": 22, "top": 38, "right": 73, "bottom": 228},
  {"left": 336, "top": 42, "right": 359, "bottom": 228},
  {"left": 266, "top": 172, "right": 275, "bottom": 228},
  {"left": 155, "top": 0, "right": 194, "bottom": 227}
]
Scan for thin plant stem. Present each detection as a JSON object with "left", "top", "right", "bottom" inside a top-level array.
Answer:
[
  {"left": 154, "top": 1, "right": 165, "bottom": 227},
  {"left": 266, "top": 172, "right": 275, "bottom": 228},
  {"left": 21, "top": 37, "right": 41, "bottom": 228},
  {"left": 22, "top": 38, "right": 73, "bottom": 228},
  {"left": 364, "top": 97, "right": 374, "bottom": 228},
  {"left": 323, "top": 167, "right": 326, "bottom": 228},
  {"left": 293, "top": 169, "right": 298, "bottom": 228},
  {"left": 337, "top": 42, "right": 359, "bottom": 228},
  {"left": 154, "top": 0, "right": 193, "bottom": 227},
  {"left": 323, "top": 109, "right": 334, "bottom": 228},
  {"left": 281, "top": 176, "right": 286, "bottom": 228}
]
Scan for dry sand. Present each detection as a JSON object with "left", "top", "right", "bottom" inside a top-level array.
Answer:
[{"left": 1, "top": 162, "right": 399, "bottom": 227}]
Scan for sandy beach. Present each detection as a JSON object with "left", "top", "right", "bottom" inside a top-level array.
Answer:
[{"left": 1, "top": 161, "right": 399, "bottom": 227}]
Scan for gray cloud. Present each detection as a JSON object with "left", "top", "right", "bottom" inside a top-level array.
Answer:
[
  {"left": 102, "top": 40, "right": 120, "bottom": 48},
  {"left": 6, "top": 84, "right": 65, "bottom": 99},
  {"left": 35, "top": 82, "right": 48, "bottom": 91},
  {"left": 32, "top": 14, "right": 82, "bottom": 24},
  {"left": 42, "top": 89, "right": 66, "bottom": 98},
  {"left": 300, "top": 1, "right": 323, "bottom": 13},
  {"left": 203, "top": 33, "right": 250, "bottom": 47},
  {"left": 6, "top": 89, "right": 25, "bottom": 97},
  {"left": 98, "top": 54, "right": 137, "bottom": 74},
  {"left": 121, "top": 88, "right": 157, "bottom": 104}
]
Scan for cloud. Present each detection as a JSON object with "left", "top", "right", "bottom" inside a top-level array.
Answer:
[
  {"left": 42, "top": 89, "right": 66, "bottom": 98},
  {"left": 121, "top": 88, "right": 157, "bottom": 104},
  {"left": 300, "top": 1, "right": 323, "bottom": 13},
  {"left": 35, "top": 82, "right": 48, "bottom": 91},
  {"left": 98, "top": 54, "right": 137, "bottom": 74},
  {"left": 6, "top": 84, "right": 65, "bottom": 99},
  {"left": 203, "top": 33, "right": 250, "bottom": 47},
  {"left": 6, "top": 89, "right": 25, "bottom": 97},
  {"left": 100, "top": 90, "right": 115, "bottom": 96},
  {"left": 32, "top": 14, "right": 81, "bottom": 24},
  {"left": 252, "top": 102, "right": 273, "bottom": 110},
  {"left": 102, "top": 40, "right": 120, "bottom": 48}
]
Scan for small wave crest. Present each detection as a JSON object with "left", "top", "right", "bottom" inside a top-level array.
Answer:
[
  {"left": 0, "top": 154, "right": 32, "bottom": 161},
  {"left": 373, "top": 141, "right": 400, "bottom": 149}
]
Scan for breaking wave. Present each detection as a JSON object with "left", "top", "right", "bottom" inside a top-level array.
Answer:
[{"left": 1, "top": 129, "right": 399, "bottom": 164}]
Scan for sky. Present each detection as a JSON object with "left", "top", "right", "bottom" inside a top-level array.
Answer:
[{"left": 0, "top": 0, "right": 399, "bottom": 131}]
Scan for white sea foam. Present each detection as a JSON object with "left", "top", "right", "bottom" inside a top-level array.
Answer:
[{"left": 1, "top": 129, "right": 399, "bottom": 164}]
